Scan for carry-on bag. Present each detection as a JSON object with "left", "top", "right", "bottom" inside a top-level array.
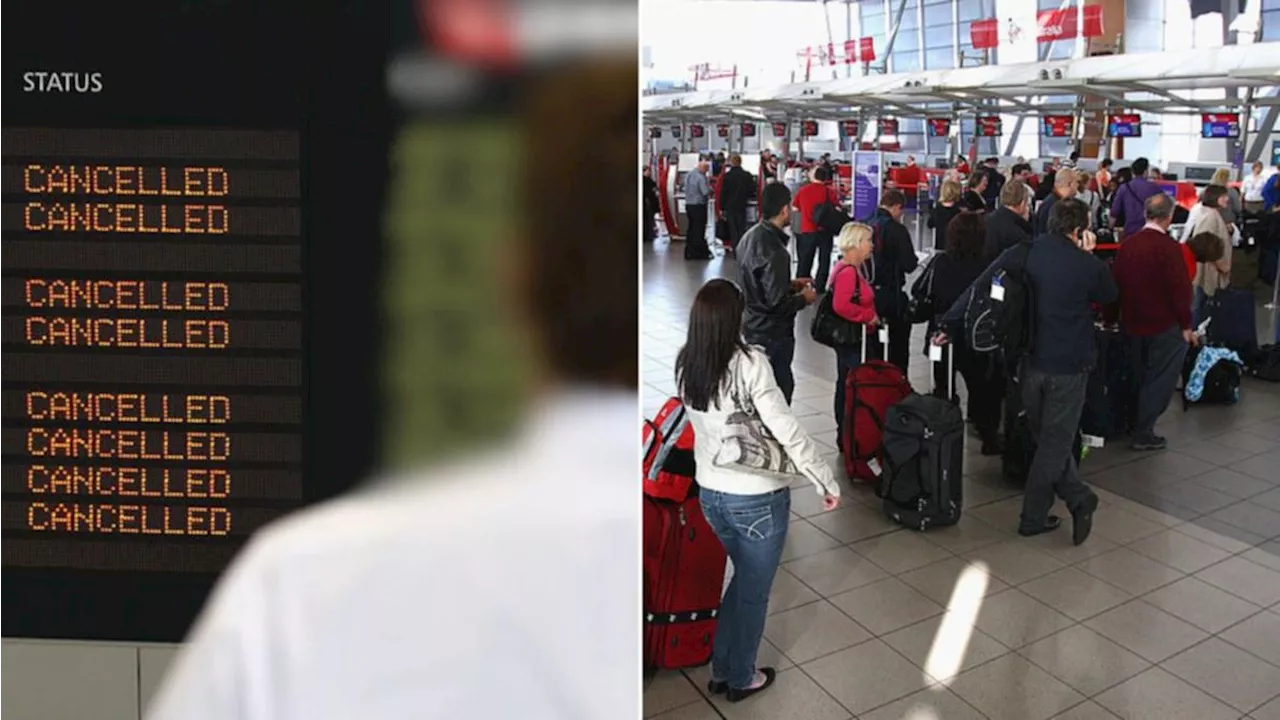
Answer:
[
  {"left": 643, "top": 397, "right": 697, "bottom": 502},
  {"left": 843, "top": 325, "right": 913, "bottom": 483},
  {"left": 1206, "top": 288, "right": 1258, "bottom": 359},
  {"left": 643, "top": 492, "right": 726, "bottom": 671},
  {"left": 1181, "top": 344, "right": 1244, "bottom": 409},
  {"left": 1003, "top": 365, "right": 1084, "bottom": 486},
  {"left": 879, "top": 344, "right": 964, "bottom": 530},
  {"left": 1080, "top": 323, "right": 1135, "bottom": 438}
]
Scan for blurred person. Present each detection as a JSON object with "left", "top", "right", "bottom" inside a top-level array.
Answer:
[
  {"left": 1242, "top": 161, "right": 1269, "bottom": 215},
  {"left": 929, "top": 212, "right": 1005, "bottom": 454},
  {"left": 643, "top": 165, "right": 659, "bottom": 243},
  {"left": 929, "top": 179, "right": 962, "bottom": 251},
  {"left": 983, "top": 180, "right": 1034, "bottom": 262},
  {"left": 1074, "top": 170, "right": 1100, "bottom": 230},
  {"left": 147, "top": 59, "right": 641, "bottom": 720},
  {"left": 1034, "top": 170, "right": 1077, "bottom": 236},
  {"left": 1211, "top": 167, "right": 1241, "bottom": 228},
  {"left": 828, "top": 222, "right": 880, "bottom": 450},
  {"left": 1149, "top": 165, "right": 1163, "bottom": 180},
  {"left": 1266, "top": 162, "right": 1280, "bottom": 210},
  {"left": 820, "top": 152, "right": 834, "bottom": 176},
  {"left": 982, "top": 157, "right": 1005, "bottom": 211},
  {"left": 738, "top": 181, "right": 817, "bottom": 404},
  {"left": 866, "top": 189, "right": 919, "bottom": 373},
  {"left": 955, "top": 154, "right": 970, "bottom": 177},
  {"left": 960, "top": 171, "right": 987, "bottom": 212},
  {"left": 1010, "top": 162, "right": 1035, "bottom": 184},
  {"left": 1111, "top": 193, "right": 1195, "bottom": 451},
  {"left": 719, "top": 154, "right": 754, "bottom": 252},
  {"left": 1064, "top": 150, "right": 1080, "bottom": 169},
  {"left": 937, "top": 199, "right": 1115, "bottom": 544},
  {"left": 713, "top": 151, "right": 726, "bottom": 176},
  {"left": 1181, "top": 184, "right": 1234, "bottom": 325},
  {"left": 676, "top": 279, "right": 840, "bottom": 703},
  {"left": 793, "top": 165, "right": 841, "bottom": 292},
  {"left": 684, "top": 158, "right": 713, "bottom": 260},
  {"left": 1095, "top": 158, "right": 1112, "bottom": 193}
]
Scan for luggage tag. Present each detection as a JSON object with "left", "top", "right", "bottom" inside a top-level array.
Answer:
[
  {"left": 929, "top": 344, "right": 943, "bottom": 362},
  {"left": 990, "top": 276, "right": 1006, "bottom": 302},
  {"left": 866, "top": 457, "right": 883, "bottom": 476},
  {"left": 878, "top": 326, "right": 889, "bottom": 345},
  {"left": 1082, "top": 434, "right": 1105, "bottom": 449}
]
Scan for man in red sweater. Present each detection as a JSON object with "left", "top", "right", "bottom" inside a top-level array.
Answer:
[{"left": 1110, "top": 193, "right": 1197, "bottom": 451}]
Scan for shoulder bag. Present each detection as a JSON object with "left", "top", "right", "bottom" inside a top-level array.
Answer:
[
  {"left": 811, "top": 264, "right": 863, "bottom": 348},
  {"left": 711, "top": 362, "right": 803, "bottom": 480}
]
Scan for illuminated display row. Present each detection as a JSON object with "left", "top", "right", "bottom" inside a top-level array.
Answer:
[{"left": 2, "top": 128, "right": 304, "bottom": 572}]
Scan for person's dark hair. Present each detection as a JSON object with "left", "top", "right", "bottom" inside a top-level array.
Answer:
[
  {"left": 761, "top": 181, "right": 792, "bottom": 220},
  {"left": 1130, "top": 157, "right": 1150, "bottom": 176},
  {"left": 814, "top": 166, "right": 832, "bottom": 182},
  {"left": 966, "top": 172, "right": 985, "bottom": 189},
  {"left": 1115, "top": 167, "right": 1133, "bottom": 185},
  {"left": 1069, "top": 150, "right": 1080, "bottom": 161},
  {"left": 881, "top": 188, "right": 906, "bottom": 208},
  {"left": 1144, "top": 192, "right": 1175, "bottom": 221},
  {"left": 1011, "top": 163, "right": 1031, "bottom": 176},
  {"left": 1201, "top": 184, "right": 1228, "bottom": 209},
  {"left": 675, "top": 280, "right": 749, "bottom": 412},
  {"left": 525, "top": 60, "right": 636, "bottom": 389},
  {"left": 1187, "top": 232, "right": 1226, "bottom": 264},
  {"left": 1100, "top": 159, "right": 1113, "bottom": 169},
  {"left": 945, "top": 212, "right": 986, "bottom": 259},
  {"left": 1048, "top": 197, "right": 1090, "bottom": 236}
]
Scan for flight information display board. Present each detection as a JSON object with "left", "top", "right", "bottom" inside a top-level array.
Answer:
[
  {"left": 1201, "top": 113, "right": 1241, "bottom": 139},
  {"left": 4, "top": 0, "right": 384, "bottom": 643},
  {"left": 840, "top": 120, "right": 860, "bottom": 138},
  {"left": 925, "top": 118, "right": 951, "bottom": 138},
  {"left": 1107, "top": 113, "right": 1142, "bottom": 137},
  {"left": 1042, "top": 115, "right": 1074, "bottom": 137},
  {"left": 3, "top": 128, "right": 304, "bottom": 573},
  {"left": 802, "top": 120, "right": 820, "bottom": 137}
]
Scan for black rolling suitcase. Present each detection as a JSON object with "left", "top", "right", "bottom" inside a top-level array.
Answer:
[
  {"left": 1206, "top": 289, "right": 1258, "bottom": 359},
  {"left": 1003, "top": 365, "right": 1084, "bottom": 486},
  {"left": 880, "top": 345, "right": 964, "bottom": 530},
  {"left": 1081, "top": 323, "right": 1134, "bottom": 439}
]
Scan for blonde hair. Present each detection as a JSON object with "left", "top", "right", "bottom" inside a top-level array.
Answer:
[
  {"left": 940, "top": 179, "right": 962, "bottom": 204},
  {"left": 1211, "top": 167, "right": 1231, "bottom": 186},
  {"left": 836, "top": 222, "right": 874, "bottom": 253}
]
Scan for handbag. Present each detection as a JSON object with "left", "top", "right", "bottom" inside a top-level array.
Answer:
[
  {"left": 711, "top": 370, "right": 802, "bottom": 480},
  {"left": 811, "top": 192, "right": 851, "bottom": 234},
  {"left": 907, "top": 254, "right": 937, "bottom": 324},
  {"left": 715, "top": 216, "right": 730, "bottom": 241},
  {"left": 811, "top": 265, "right": 863, "bottom": 348}
]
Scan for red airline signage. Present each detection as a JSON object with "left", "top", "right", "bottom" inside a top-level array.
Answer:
[
  {"left": 879, "top": 118, "right": 900, "bottom": 135},
  {"left": 802, "top": 120, "right": 819, "bottom": 137},
  {"left": 716, "top": 124, "right": 730, "bottom": 138},
  {"left": 926, "top": 118, "right": 951, "bottom": 137},
  {"left": 772, "top": 122, "right": 787, "bottom": 137},
  {"left": 976, "top": 116, "right": 1003, "bottom": 136},
  {"left": 859, "top": 37, "right": 876, "bottom": 62},
  {"left": 971, "top": 18, "right": 1000, "bottom": 49},
  {"left": 841, "top": 120, "right": 860, "bottom": 138},
  {"left": 689, "top": 124, "right": 705, "bottom": 138},
  {"left": 1037, "top": 6, "right": 1103, "bottom": 42},
  {"left": 1041, "top": 115, "right": 1074, "bottom": 138},
  {"left": 741, "top": 123, "right": 757, "bottom": 137}
]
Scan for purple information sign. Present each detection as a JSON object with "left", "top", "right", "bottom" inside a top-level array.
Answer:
[{"left": 852, "top": 150, "right": 882, "bottom": 222}]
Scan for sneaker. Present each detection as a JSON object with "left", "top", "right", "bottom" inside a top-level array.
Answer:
[
  {"left": 1072, "top": 493, "right": 1099, "bottom": 546},
  {"left": 726, "top": 668, "right": 777, "bottom": 703},
  {"left": 1017, "top": 515, "right": 1062, "bottom": 537},
  {"left": 1131, "top": 435, "right": 1168, "bottom": 451}
]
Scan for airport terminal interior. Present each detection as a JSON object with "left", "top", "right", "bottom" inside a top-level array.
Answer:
[{"left": 643, "top": 1, "right": 1280, "bottom": 717}]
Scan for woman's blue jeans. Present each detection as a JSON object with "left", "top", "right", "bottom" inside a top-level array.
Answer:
[{"left": 699, "top": 487, "right": 790, "bottom": 690}]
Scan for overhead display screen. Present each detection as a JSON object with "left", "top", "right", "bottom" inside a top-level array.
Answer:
[
  {"left": 1201, "top": 113, "right": 1241, "bottom": 139},
  {"left": 772, "top": 122, "right": 788, "bottom": 137},
  {"left": 1107, "top": 113, "right": 1142, "bottom": 137},
  {"left": 649, "top": 127, "right": 663, "bottom": 139},
  {"left": 840, "top": 120, "right": 860, "bottom": 138},
  {"left": 689, "top": 124, "right": 705, "bottom": 139},
  {"left": 4, "top": 0, "right": 384, "bottom": 642},
  {"left": 925, "top": 118, "right": 951, "bottom": 138},
  {"left": 976, "top": 116, "right": 1003, "bottom": 137},
  {"left": 1042, "top": 115, "right": 1074, "bottom": 138},
  {"left": 878, "top": 118, "right": 900, "bottom": 135},
  {"left": 716, "top": 124, "right": 729, "bottom": 138},
  {"left": 802, "top": 120, "right": 820, "bottom": 137},
  {"left": 740, "top": 122, "right": 757, "bottom": 137}
]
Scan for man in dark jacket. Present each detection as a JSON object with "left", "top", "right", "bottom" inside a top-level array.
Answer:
[
  {"left": 1034, "top": 170, "right": 1077, "bottom": 236},
  {"left": 718, "top": 154, "right": 755, "bottom": 252},
  {"left": 982, "top": 158, "right": 1005, "bottom": 211},
  {"left": 983, "top": 180, "right": 1034, "bottom": 262},
  {"left": 738, "top": 182, "right": 817, "bottom": 403},
  {"left": 867, "top": 189, "right": 920, "bottom": 374}
]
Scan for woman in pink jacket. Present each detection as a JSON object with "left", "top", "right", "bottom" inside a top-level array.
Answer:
[{"left": 829, "top": 222, "right": 880, "bottom": 451}]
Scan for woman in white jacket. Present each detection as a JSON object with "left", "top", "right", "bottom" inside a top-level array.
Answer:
[{"left": 675, "top": 279, "right": 841, "bottom": 704}]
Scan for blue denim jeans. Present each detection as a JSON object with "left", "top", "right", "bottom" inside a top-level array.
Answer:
[{"left": 699, "top": 487, "right": 790, "bottom": 689}]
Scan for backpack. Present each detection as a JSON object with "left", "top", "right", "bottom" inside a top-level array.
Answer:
[
  {"left": 1248, "top": 344, "right": 1280, "bottom": 383},
  {"left": 964, "top": 240, "right": 1036, "bottom": 366},
  {"left": 1182, "top": 346, "right": 1244, "bottom": 409},
  {"left": 865, "top": 215, "right": 905, "bottom": 318},
  {"left": 907, "top": 253, "right": 937, "bottom": 324},
  {"left": 642, "top": 398, "right": 697, "bottom": 502}
]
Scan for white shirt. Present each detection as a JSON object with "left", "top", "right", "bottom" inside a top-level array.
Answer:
[
  {"left": 147, "top": 391, "right": 639, "bottom": 720},
  {"left": 683, "top": 347, "right": 839, "bottom": 499},
  {"left": 1241, "top": 171, "right": 1270, "bottom": 202}
]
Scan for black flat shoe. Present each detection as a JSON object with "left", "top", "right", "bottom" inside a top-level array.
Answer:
[
  {"left": 707, "top": 680, "right": 727, "bottom": 695},
  {"left": 726, "top": 668, "right": 776, "bottom": 703},
  {"left": 1017, "top": 515, "right": 1062, "bottom": 537},
  {"left": 1072, "top": 493, "right": 1099, "bottom": 546}
]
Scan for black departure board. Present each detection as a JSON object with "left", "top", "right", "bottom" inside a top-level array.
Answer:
[
  {"left": 3, "top": 0, "right": 387, "bottom": 642},
  {"left": 2, "top": 128, "right": 304, "bottom": 573}
]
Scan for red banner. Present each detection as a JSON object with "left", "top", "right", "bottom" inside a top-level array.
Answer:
[
  {"left": 859, "top": 37, "right": 876, "bottom": 62},
  {"left": 716, "top": 124, "right": 730, "bottom": 138},
  {"left": 841, "top": 120, "right": 860, "bottom": 138},
  {"left": 772, "top": 122, "right": 787, "bottom": 137},
  {"left": 977, "top": 116, "right": 1003, "bottom": 136},
  {"left": 844, "top": 40, "right": 857, "bottom": 64},
  {"left": 689, "top": 124, "right": 705, "bottom": 139},
  {"left": 802, "top": 120, "right": 819, "bottom": 137},
  {"left": 971, "top": 18, "right": 999, "bottom": 49},
  {"left": 1037, "top": 6, "right": 1103, "bottom": 42}
]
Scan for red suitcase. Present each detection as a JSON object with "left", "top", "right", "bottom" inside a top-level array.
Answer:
[
  {"left": 643, "top": 494, "right": 726, "bottom": 671},
  {"left": 843, "top": 330, "right": 913, "bottom": 483}
]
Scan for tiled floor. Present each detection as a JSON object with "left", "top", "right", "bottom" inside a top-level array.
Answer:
[{"left": 643, "top": 235, "right": 1280, "bottom": 720}]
